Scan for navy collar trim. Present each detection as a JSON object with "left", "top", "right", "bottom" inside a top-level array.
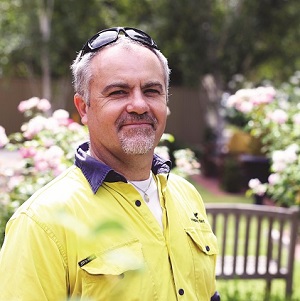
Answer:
[{"left": 75, "top": 142, "right": 172, "bottom": 194}]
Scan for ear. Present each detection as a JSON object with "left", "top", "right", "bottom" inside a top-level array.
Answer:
[{"left": 74, "top": 93, "right": 88, "bottom": 125}]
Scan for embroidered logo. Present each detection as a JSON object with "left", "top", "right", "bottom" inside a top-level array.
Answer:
[{"left": 191, "top": 212, "right": 205, "bottom": 223}]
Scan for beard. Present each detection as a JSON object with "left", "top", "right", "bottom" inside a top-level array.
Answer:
[{"left": 118, "top": 126, "right": 156, "bottom": 155}]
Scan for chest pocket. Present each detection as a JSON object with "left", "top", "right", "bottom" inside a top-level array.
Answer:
[
  {"left": 185, "top": 224, "right": 218, "bottom": 256},
  {"left": 79, "top": 239, "right": 149, "bottom": 301}
]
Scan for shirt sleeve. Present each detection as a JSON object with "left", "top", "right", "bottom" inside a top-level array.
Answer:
[{"left": 0, "top": 213, "right": 68, "bottom": 301}]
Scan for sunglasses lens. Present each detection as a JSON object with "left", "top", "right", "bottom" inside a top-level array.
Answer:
[
  {"left": 80, "top": 27, "right": 158, "bottom": 59},
  {"left": 89, "top": 30, "right": 118, "bottom": 50},
  {"left": 126, "top": 29, "right": 156, "bottom": 48}
]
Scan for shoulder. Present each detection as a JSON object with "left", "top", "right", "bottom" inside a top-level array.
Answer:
[
  {"left": 11, "top": 165, "right": 90, "bottom": 220},
  {"left": 162, "top": 173, "right": 209, "bottom": 225},
  {"left": 167, "top": 173, "right": 199, "bottom": 194}
]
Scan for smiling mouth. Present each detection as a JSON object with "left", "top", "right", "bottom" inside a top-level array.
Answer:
[
  {"left": 120, "top": 123, "right": 154, "bottom": 131},
  {"left": 116, "top": 113, "right": 157, "bottom": 131}
]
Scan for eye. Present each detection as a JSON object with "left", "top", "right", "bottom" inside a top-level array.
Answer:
[
  {"left": 109, "top": 90, "right": 127, "bottom": 96},
  {"left": 144, "top": 89, "right": 161, "bottom": 95}
]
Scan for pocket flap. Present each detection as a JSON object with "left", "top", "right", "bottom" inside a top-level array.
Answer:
[{"left": 185, "top": 227, "right": 218, "bottom": 255}]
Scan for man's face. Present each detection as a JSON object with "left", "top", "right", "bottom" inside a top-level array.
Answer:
[{"left": 77, "top": 43, "right": 168, "bottom": 162}]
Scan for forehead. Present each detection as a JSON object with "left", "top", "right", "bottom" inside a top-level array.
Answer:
[{"left": 90, "top": 43, "right": 164, "bottom": 79}]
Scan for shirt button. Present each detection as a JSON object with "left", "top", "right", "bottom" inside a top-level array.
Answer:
[
  {"left": 178, "top": 288, "right": 185, "bottom": 295},
  {"left": 135, "top": 200, "right": 142, "bottom": 207},
  {"left": 206, "top": 245, "right": 210, "bottom": 252}
]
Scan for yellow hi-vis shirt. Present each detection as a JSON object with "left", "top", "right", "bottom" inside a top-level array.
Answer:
[{"left": 0, "top": 166, "right": 218, "bottom": 300}]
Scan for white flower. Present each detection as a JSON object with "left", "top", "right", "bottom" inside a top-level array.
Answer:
[
  {"left": 248, "top": 178, "right": 261, "bottom": 189},
  {"left": 272, "top": 161, "right": 287, "bottom": 172},
  {"left": 0, "top": 126, "right": 9, "bottom": 148},
  {"left": 272, "top": 150, "right": 286, "bottom": 163},
  {"left": 292, "top": 112, "right": 300, "bottom": 125},
  {"left": 248, "top": 178, "right": 267, "bottom": 196},
  {"left": 284, "top": 145, "right": 298, "bottom": 164},
  {"left": 7, "top": 175, "right": 25, "bottom": 190},
  {"left": 268, "top": 173, "right": 281, "bottom": 186}
]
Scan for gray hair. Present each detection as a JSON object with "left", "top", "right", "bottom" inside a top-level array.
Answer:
[{"left": 70, "top": 36, "right": 171, "bottom": 106}]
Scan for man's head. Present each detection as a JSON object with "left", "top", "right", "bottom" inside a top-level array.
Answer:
[
  {"left": 71, "top": 27, "right": 170, "bottom": 106},
  {"left": 72, "top": 27, "right": 170, "bottom": 160}
]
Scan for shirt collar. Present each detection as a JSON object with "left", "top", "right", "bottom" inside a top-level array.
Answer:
[{"left": 75, "top": 142, "right": 172, "bottom": 194}]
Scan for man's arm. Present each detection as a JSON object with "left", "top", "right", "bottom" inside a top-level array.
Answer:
[{"left": 0, "top": 213, "right": 68, "bottom": 300}]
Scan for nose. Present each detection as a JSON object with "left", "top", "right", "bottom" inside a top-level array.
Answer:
[{"left": 126, "top": 90, "right": 149, "bottom": 114}]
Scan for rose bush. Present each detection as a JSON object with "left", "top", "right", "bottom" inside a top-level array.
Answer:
[
  {"left": 0, "top": 97, "right": 88, "bottom": 244},
  {"left": 225, "top": 71, "right": 300, "bottom": 206}
]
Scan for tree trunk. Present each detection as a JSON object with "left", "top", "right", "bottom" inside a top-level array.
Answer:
[{"left": 38, "top": 0, "right": 54, "bottom": 101}]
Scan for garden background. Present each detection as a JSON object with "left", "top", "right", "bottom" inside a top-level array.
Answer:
[{"left": 1, "top": 1, "right": 300, "bottom": 300}]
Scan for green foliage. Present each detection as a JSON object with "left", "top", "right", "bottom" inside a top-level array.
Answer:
[{"left": 2, "top": 0, "right": 300, "bottom": 87}]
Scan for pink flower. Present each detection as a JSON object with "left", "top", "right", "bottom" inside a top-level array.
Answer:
[
  {"left": 68, "top": 122, "right": 83, "bottom": 132},
  {"left": 53, "top": 164, "right": 68, "bottom": 177},
  {"left": 52, "top": 109, "right": 70, "bottom": 126},
  {"left": 22, "top": 116, "right": 48, "bottom": 139},
  {"left": 34, "top": 160, "right": 49, "bottom": 172},
  {"left": 19, "top": 146, "right": 37, "bottom": 158},
  {"left": 18, "top": 100, "right": 29, "bottom": 113},
  {"left": 37, "top": 98, "right": 51, "bottom": 112},
  {"left": 18, "top": 97, "right": 40, "bottom": 112},
  {"left": 226, "top": 95, "right": 238, "bottom": 108},
  {"left": 269, "top": 109, "right": 288, "bottom": 124},
  {"left": 0, "top": 126, "right": 9, "bottom": 148},
  {"left": 254, "top": 86, "right": 276, "bottom": 105},
  {"left": 237, "top": 101, "right": 253, "bottom": 113}
]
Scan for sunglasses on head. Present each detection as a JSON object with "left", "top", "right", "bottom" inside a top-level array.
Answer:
[{"left": 78, "top": 27, "right": 158, "bottom": 60}]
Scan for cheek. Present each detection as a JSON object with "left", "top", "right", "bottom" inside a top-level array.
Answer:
[{"left": 156, "top": 104, "right": 168, "bottom": 124}]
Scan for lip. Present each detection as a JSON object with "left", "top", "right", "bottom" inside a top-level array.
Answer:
[{"left": 120, "top": 122, "right": 153, "bottom": 129}]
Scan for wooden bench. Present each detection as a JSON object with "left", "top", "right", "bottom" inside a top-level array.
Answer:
[{"left": 205, "top": 203, "right": 300, "bottom": 298}]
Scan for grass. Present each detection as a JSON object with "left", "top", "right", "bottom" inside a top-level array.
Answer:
[{"left": 189, "top": 176, "right": 300, "bottom": 301}]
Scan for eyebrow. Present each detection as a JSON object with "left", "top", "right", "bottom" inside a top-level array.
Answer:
[
  {"left": 101, "top": 81, "right": 165, "bottom": 95},
  {"left": 141, "top": 81, "right": 164, "bottom": 91},
  {"left": 101, "top": 82, "right": 130, "bottom": 95}
]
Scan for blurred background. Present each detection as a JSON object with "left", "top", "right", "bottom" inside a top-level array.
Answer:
[{"left": 1, "top": 0, "right": 299, "bottom": 146}]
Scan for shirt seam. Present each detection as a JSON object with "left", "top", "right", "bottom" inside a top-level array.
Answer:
[{"left": 25, "top": 210, "right": 68, "bottom": 267}]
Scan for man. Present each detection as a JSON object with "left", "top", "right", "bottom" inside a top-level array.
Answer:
[{"left": 0, "top": 27, "right": 220, "bottom": 300}]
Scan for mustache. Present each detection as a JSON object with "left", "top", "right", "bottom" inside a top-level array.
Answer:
[{"left": 116, "top": 113, "right": 157, "bottom": 129}]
